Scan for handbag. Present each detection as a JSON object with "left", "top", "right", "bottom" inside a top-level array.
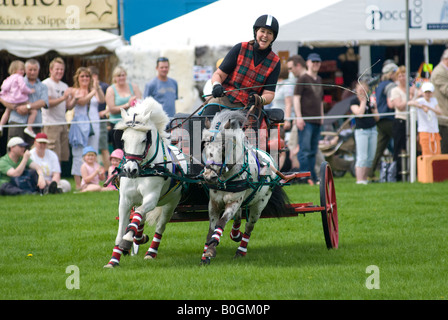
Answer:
[{"left": 87, "top": 101, "right": 95, "bottom": 137}]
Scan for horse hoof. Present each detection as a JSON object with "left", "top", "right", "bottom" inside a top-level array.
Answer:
[
  {"left": 144, "top": 254, "right": 155, "bottom": 260},
  {"left": 119, "top": 239, "right": 133, "bottom": 252},
  {"left": 233, "top": 251, "right": 246, "bottom": 259},
  {"left": 104, "top": 262, "right": 118, "bottom": 268},
  {"left": 199, "top": 257, "right": 211, "bottom": 266},
  {"left": 123, "top": 232, "right": 134, "bottom": 242},
  {"left": 203, "top": 249, "right": 216, "bottom": 258}
]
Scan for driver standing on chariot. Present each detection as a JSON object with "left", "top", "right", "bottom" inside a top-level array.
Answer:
[{"left": 205, "top": 14, "right": 281, "bottom": 115}]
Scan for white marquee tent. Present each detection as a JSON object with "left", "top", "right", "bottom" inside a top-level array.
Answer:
[
  {"left": 0, "top": 29, "right": 124, "bottom": 58},
  {"left": 130, "top": 0, "right": 342, "bottom": 48},
  {"left": 131, "top": 0, "right": 448, "bottom": 49}
]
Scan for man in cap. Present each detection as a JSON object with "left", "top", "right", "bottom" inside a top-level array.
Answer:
[
  {"left": 293, "top": 53, "right": 324, "bottom": 184},
  {"left": 369, "top": 62, "right": 398, "bottom": 179},
  {"left": 30, "top": 132, "right": 70, "bottom": 193},
  {"left": 0, "top": 136, "right": 46, "bottom": 195}
]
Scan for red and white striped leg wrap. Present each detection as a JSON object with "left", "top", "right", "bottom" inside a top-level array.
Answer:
[
  {"left": 208, "top": 226, "right": 223, "bottom": 246},
  {"left": 236, "top": 233, "right": 251, "bottom": 256},
  {"left": 201, "top": 243, "right": 209, "bottom": 262},
  {"left": 126, "top": 213, "right": 143, "bottom": 236},
  {"left": 107, "top": 245, "right": 123, "bottom": 266},
  {"left": 145, "top": 233, "right": 162, "bottom": 258},
  {"left": 134, "top": 225, "right": 149, "bottom": 245},
  {"left": 230, "top": 222, "right": 242, "bottom": 242}
]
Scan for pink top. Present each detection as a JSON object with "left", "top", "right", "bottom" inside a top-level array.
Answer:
[
  {"left": 105, "top": 165, "right": 118, "bottom": 190},
  {"left": 80, "top": 162, "right": 100, "bottom": 189},
  {"left": 0, "top": 74, "right": 33, "bottom": 104}
]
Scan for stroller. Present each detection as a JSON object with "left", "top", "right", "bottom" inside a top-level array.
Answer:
[{"left": 319, "top": 96, "right": 356, "bottom": 178}]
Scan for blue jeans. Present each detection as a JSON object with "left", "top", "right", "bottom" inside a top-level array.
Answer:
[
  {"left": 354, "top": 127, "right": 377, "bottom": 168},
  {"left": 298, "top": 122, "right": 321, "bottom": 182}
]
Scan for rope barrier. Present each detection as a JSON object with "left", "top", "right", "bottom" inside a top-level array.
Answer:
[{"left": 2, "top": 109, "right": 447, "bottom": 129}]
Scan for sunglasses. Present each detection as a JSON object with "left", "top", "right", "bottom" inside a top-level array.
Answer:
[{"left": 157, "top": 57, "right": 169, "bottom": 62}]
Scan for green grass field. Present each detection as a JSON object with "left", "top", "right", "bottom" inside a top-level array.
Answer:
[{"left": 1, "top": 175, "right": 447, "bottom": 300}]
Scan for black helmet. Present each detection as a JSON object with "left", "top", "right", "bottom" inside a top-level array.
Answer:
[{"left": 253, "top": 14, "right": 279, "bottom": 41}]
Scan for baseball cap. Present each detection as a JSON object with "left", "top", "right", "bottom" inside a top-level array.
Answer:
[
  {"left": 421, "top": 82, "right": 434, "bottom": 93},
  {"left": 35, "top": 132, "right": 50, "bottom": 143},
  {"left": 307, "top": 53, "right": 322, "bottom": 62},
  {"left": 7, "top": 136, "right": 28, "bottom": 148},
  {"left": 82, "top": 146, "right": 97, "bottom": 156}
]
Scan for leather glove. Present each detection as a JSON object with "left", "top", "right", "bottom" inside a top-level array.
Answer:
[
  {"left": 212, "top": 83, "right": 224, "bottom": 98},
  {"left": 248, "top": 93, "right": 264, "bottom": 108}
]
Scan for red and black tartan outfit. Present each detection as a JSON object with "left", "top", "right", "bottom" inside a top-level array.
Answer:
[{"left": 223, "top": 41, "right": 280, "bottom": 105}]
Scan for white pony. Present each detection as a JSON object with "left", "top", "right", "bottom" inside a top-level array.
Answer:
[
  {"left": 104, "top": 97, "right": 187, "bottom": 268},
  {"left": 201, "top": 109, "right": 289, "bottom": 264}
]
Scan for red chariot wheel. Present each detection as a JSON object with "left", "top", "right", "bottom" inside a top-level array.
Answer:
[{"left": 319, "top": 161, "right": 339, "bottom": 249}]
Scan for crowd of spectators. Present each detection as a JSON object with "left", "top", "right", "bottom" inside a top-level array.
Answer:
[{"left": 1, "top": 47, "right": 447, "bottom": 194}]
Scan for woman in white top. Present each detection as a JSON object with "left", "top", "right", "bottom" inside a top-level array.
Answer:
[
  {"left": 67, "top": 67, "right": 105, "bottom": 189},
  {"left": 388, "top": 66, "right": 415, "bottom": 180}
]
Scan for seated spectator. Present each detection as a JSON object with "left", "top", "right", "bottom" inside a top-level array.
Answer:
[
  {"left": 104, "top": 148, "right": 123, "bottom": 191},
  {"left": 80, "top": 146, "right": 109, "bottom": 192},
  {"left": 0, "top": 136, "right": 46, "bottom": 195},
  {"left": 30, "top": 132, "right": 71, "bottom": 193}
]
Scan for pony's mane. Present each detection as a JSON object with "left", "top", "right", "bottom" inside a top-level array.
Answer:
[
  {"left": 209, "top": 109, "right": 246, "bottom": 131},
  {"left": 115, "top": 97, "right": 169, "bottom": 138}
]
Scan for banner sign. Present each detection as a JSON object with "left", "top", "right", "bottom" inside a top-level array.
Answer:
[
  {"left": 0, "top": 0, "right": 118, "bottom": 30},
  {"left": 365, "top": 0, "right": 448, "bottom": 31}
]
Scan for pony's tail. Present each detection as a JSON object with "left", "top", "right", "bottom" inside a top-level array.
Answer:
[
  {"left": 261, "top": 184, "right": 290, "bottom": 218},
  {"left": 146, "top": 206, "right": 163, "bottom": 226}
]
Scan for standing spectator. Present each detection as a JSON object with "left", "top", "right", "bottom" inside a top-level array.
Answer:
[
  {"left": 105, "top": 66, "right": 141, "bottom": 150},
  {"left": 388, "top": 66, "right": 415, "bottom": 180},
  {"left": 369, "top": 62, "right": 397, "bottom": 179},
  {"left": 143, "top": 57, "right": 178, "bottom": 118},
  {"left": 0, "top": 60, "right": 37, "bottom": 138},
  {"left": 88, "top": 66, "right": 110, "bottom": 172},
  {"left": 272, "top": 64, "right": 294, "bottom": 113},
  {"left": 286, "top": 55, "right": 306, "bottom": 129},
  {"left": 350, "top": 81, "right": 379, "bottom": 184},
  {"left": 430, "top": 49, "right": 448, "bottom": 154},
  {"left": 408, "top": 82, "right": 443, "bottom": 155},
  {"left": 286, "top": 54, "right": 306, "bottom": 169},
  {"left": 30, "top": 132, "right": 70, "bottom": 193},
  {"left": 42, "top": 57, "right": 72, "bottom": 164},
  {"left": 293, "top": 53, "right": 324, "bottom": 184},
  {"left": 209, "top": 14, "right": 281, "bottom": 113},
  {"left": 67, "top": 67, "right": 105, "bottom": 190},
  {"left": 1, "top": 59, "right": 48, "bottom": 145},
  {"left": 0, "top": 136, "right": 46, "bottom": 195}
]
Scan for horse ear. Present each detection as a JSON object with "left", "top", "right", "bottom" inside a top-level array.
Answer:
[
  {"left": 143, "top": 110, "right": 153, "bottom": 123},
  {"left": 205, "top": 117, "right": 211, "bottom": 129},
  {"left": 224, "top": 119, "right": 231, "bottom": 130},
  {"left": 120, "top": 108, "right": 128, "bottom": 119}
]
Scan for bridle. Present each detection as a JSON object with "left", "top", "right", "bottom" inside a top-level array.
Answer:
[
  {"left": 124, "top": 129, "right": 153, "bottom": 164},
  {"left": 203, "top": 127, "right": 244, "bottom": 178}
]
